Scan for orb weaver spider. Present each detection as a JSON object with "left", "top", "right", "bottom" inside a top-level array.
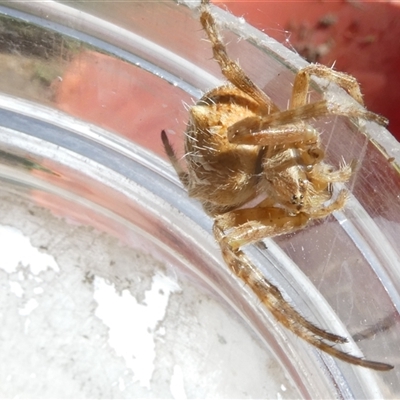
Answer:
[{"left": 161, "top": 0, "right": 392, "bottom": 371}]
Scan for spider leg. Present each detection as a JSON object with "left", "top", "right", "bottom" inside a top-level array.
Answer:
[
  {"left": 213, "top": 223, "right": 394, "bottom": 371},
  {"left": 161, "top": 130, "right": 189, "bottom": 188},
  {"left": 213, "top": 223, "right": 346, "bottom": 344},
  {"left": 291, "top": 64, "right": 366, "bottom": 107},
  {"left": 199, "top": 1, "right": 278, "bottom": 113},
  {"left": 227, "top": 116, "right": 320, "bottom": 147},
  {"left": 217, "top": 207, "right": 309, "bottom": 250},
  {"left": 228, "top": 99, "right": 387, "bottom": 147},
  {"left": 217, "top": 190, "right": 348, "bottom": 250},
  {"left": 308, "top": 160, "right": 356, "bottom": 190},
  {"left": 290, "top": 64, "right": 388, "bottom": 126},
  {"left": 200, "top": 0, "right": 387, "bottom": 130}
]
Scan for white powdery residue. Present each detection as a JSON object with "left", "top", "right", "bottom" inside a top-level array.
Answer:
[
  {"left": 19, "top": 298, "right": 38, "bottom": 316},
  {"left": 0, "top": 225, "right": 59, "bottom": 274},
  {"left": 93, "top": 273, "right": 181, "bottom": 388},
  {"left": 33, "top": 287, "right": 44, "bottom": 295},
  {"left": 24, "top": 318, "right": 31, "bottom": 334},
  {"left": 158, "top": 326, "right": 166, "bottom": 336},
  {"left": 8, "top": 281, "right": 24, "bottom": 297},
  {"left": 118, "top": 377, "right": 125, "bottom": 391},
  {"left": 170, "top": 364, "right": 187, "bottom": 400}
]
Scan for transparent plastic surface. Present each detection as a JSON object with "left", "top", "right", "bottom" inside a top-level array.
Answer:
[{"left": 0, "top": 0, "right": 399, "bottom": 398}]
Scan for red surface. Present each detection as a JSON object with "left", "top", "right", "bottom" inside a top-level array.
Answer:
[
  {"left": 56, "top": 51, "right": 188, "bottom": 155},
  {"left": 214, "top": 0, "right": 400, "bottom": 141}
]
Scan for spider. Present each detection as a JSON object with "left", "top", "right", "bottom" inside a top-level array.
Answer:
[{"left": 161, "top": 0, "right": 393, "bottom": 371}]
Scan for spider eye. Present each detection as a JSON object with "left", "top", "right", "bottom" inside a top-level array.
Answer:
[{"left": 291, "top": 194, "right": 304, "bottom": 205}]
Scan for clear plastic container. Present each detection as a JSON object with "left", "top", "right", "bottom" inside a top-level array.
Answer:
[{"left": 0, "top": 0, "right": 399, "bottom": 398}]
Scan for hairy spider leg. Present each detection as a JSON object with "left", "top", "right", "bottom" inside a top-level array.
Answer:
[
  {"left": 213, "top": 223, "right": 348, "bottom": 344},
  {"left": 199, "top": 1, "right": 277, "bottom": 114},
  {"left": 215, "top": 189, "right": 347, "bottom": 249},
  {"left": 161, "top": 130, "right": 189, "bottom": 188},
  {"left": 291, "top": 64, "right": 365, "bottom": 107},
  {"left": 214, "top": 223, "right": 393, "bottom": 371},
  {"left": 200, "top": 0, "right": 388, "bottom": 135},
  {"left": 227, "top": 99, "right": 387, "bottom": 146},
  {"left": 290, "top": 64, "right": 388, "bottom": 125}
]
